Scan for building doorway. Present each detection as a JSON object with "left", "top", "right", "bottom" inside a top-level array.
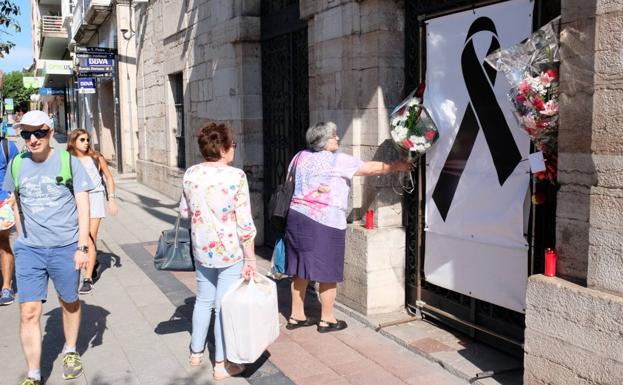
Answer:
[
  {"left": 404, "top": 0, "right": 561, "bottom": 357},
  {"left": 261, "top": 0, "right": 309, "bottom": 245}
]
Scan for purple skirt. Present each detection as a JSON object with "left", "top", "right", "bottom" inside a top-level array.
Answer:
[{"left": 285, "top": 210, "right": 346, "bottom": 283}]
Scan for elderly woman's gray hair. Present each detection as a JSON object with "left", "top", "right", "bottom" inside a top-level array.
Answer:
[{"left": 306, "top": 121, "right": 337, "bottom": 151}]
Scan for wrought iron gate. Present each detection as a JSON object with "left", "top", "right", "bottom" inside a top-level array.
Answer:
[
  {"left": 261, "top": 0, "right": 309, "bottom": 245},
  {"left": 404, "top": 0, "right": 560, "bottom": 357}
]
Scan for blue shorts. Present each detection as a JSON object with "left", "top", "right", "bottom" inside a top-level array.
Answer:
[{"left": 14, "top": 241, "right": 80, "bottom": 304}]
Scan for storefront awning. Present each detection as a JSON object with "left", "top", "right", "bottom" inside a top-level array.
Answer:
[
  {"left": 42, "top": 60, "right": 73, "bottom": 76},
  {"left": 39, "top": 60, "right": 74, "bottom": 88}
]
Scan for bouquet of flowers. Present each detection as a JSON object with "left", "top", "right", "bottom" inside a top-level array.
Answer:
[
  {"left": 486, "top": 17, "right": 561, "bottom": 182},
  {"left": 390, "top": 84, "right": 439, "bottom": 161}
]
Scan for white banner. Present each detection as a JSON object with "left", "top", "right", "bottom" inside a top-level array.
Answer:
[{"left": 423, "top": 0, "right": 533, "bottom": 313}]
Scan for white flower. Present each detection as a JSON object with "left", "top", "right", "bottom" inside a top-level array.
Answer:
[{"left": 391, "top": 116, "right": 406, "bottom": 128}]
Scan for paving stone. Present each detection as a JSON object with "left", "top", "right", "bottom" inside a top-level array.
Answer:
[{"left": 0, "top": 139, "right": 476, "bottom": 385}]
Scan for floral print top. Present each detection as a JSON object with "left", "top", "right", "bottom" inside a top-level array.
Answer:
[
  {"left": 180, "top": 163, "right": 257, "bottom": 268},
  {"left": 289, "top": 150, "right": 363, "bottom": 229}
]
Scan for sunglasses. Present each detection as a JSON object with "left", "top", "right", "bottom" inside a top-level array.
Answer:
[
  {"left": 79, "top": 137, "right": 90, "bottom": 143},
  {"left": 20, "top": 129, "right": 50, "bottom": 140}
]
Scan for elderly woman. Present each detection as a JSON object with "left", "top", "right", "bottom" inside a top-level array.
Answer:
[
  {"left": 285, "top": 121, "right": 412, "bottom": 333},
  {"left": 180, "top": 122, "right": 257, "bottom": 380}
]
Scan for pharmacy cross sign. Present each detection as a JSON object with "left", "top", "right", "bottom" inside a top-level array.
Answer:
[{"left": 432, "top": 17, "right": 522, "bottom": 221}]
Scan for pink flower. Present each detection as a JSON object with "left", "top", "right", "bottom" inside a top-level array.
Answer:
[
  {"left": 518, "top": 81, "right": 531, "bottom": 95},
  {"left": 540, "top": 100, "right": 558, "bottom": 116},
  {"left": 424, "top": 131, "right": 436, "bottom": 141},
  {"left": 522, "top": 115, "right": 537, "bottom": 129},
  {"left": 403, "top": 138, "right": 414, "bottom": 149},
  {"left": 539, "top": 72, "right": 555, "bottom": 87}
]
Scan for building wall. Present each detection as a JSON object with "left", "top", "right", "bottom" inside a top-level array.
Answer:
[
  {"left": 135, "top": 0, "right": 407, "bottom": 313},
  {"left": 302, "top": 0, "right": 406, "bottom": 314},
  {"left": 524, "top": 1, "right": 623, "bottom": 383},
  {"left": 117, "top": 2, "right": 138, "bottom": 172},
  {"left": 135, "top": 0, "right": 264, "bottom": 241}
]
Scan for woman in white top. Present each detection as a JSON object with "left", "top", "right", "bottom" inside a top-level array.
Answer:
[
  {"left": 67, "top": 129, "right": 118, "bottom": 294},
  {"left": 180, "top": 122, "right": 257, "bottom": 380}
]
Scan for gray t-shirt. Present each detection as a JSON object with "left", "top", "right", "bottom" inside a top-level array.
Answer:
[{"left": 2, "top": 150, "right": 94, "bottom": 247}]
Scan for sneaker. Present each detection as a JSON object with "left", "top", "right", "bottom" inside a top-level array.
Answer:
[
  {"left": 79, "top": 279, "right": 93, "bottom": 295},
  {"left": 62, "top": 352, "right": 83, "bottom": 379},
  {"left": 0, "top": 288, "right": 15, "bottom": 305},
  {"left": 19, "top": 378, "right": 41, "bottom": 385}
]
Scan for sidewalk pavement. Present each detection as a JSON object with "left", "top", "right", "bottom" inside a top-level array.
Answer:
[{"left": 0, "top": 134, "right": 469, "bottom": 385}]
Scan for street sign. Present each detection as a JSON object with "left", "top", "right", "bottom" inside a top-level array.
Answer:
[
  {"left": 78, "top": 72, "right": 114, "bottom": 78},
  {"left": 75, "top": 53, "right": 116, "bottom": 59},
  {"left": 75, "top": 46, "right": 117, "bottom": 55},
  {"left": 78, "top": 56, "right": 115, "bottom": 74},
  {"left": 78, "top": 77, "right": 96, "bottom": 94},
  {"left": 39, "top": 87, "right": 65, "bottom": 96},
  {"left": 4, "top": 98, "right": 14, "bottom": 111}
]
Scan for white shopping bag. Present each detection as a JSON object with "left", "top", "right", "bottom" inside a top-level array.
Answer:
[{"left": 221, "top": 273, "right": 280, "bottom": 364}]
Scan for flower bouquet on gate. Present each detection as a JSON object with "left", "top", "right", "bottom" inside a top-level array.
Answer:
[
  {"left": 486, "top": 17, "right": 561, "bottom": 183},
  {"left": 390, "top": 84, "right": 439, "bottom": 162}
]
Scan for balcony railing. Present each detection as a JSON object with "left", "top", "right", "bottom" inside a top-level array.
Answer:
[
  {"left": 71, "top": 0, "right": 112, "bottom": 41},
  {"left": 42, "top": 15, "right": 66, "bottom": 34}
]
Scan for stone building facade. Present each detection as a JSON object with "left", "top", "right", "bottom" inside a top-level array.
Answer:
[
  {"left": 133, "top": 1, "right": 623, "bottom": 382},
  {"left": 134, "top": 0, "right": 407, "bottom": 315},
  {"left": 523, "top": 1, "right": 623, "bottom": 383}
]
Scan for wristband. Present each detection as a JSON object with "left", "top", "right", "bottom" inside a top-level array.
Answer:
[
  {"left": 244, "top": 258, "right": 257, "bottom": 261},
  {"left": 108, "top": 193, "right": 117, "bottom": 199}
]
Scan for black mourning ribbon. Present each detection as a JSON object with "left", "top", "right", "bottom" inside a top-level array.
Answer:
[{"left": 432, "top": 17, "right": 522, "bottom": 221}]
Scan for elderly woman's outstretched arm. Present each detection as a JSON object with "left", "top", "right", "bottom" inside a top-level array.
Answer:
[{"left": 355, "top": 160, "right": 413, "bottom": 176}]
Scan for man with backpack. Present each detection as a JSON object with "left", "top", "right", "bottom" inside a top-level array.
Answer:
[
  {"left": 0, "top": 126, "right": 19, "bottom": 306},
  {"left": 3, "top": 110, "right": 94, "bottom": 385}
]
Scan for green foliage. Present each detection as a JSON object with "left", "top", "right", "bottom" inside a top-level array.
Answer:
[
  {"left": 0, "top": 0, "right": 20, "bottom": 57},
  {"left": 3, "top": 71, "right": 34, "bottom": 111}
]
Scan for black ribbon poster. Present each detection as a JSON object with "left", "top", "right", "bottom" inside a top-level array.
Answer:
[{"left": 432, "top": 17, "right": 522, "bottom": 221}]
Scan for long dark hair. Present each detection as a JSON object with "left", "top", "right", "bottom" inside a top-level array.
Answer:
[{"left": 67, "top": 129, "right": 101, "bottom": 166}]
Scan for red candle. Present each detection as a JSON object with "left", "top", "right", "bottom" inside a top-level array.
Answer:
[
  {"left": 544, "top": 248, "right": 557, "bottom": 277},
  {"left": 365, "top": 209, "right": 374, "bottom": 229}
]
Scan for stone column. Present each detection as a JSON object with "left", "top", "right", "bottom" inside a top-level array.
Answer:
[
  {"left": 303, "top": 0, "right": 406, "bottom": 315},
  {"left": 523, "top": 2, "right": 623, "bottom": 383},
  {"left": 115, "top": 0, "right": 139, "bottom": 173}
]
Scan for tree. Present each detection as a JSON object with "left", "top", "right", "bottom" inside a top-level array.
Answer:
[
  {"left": 0, "top": 0, "right": 20, "bottom": 57},
  {"left": 3, "top": 71, "right": 34, "bottom": 112}
]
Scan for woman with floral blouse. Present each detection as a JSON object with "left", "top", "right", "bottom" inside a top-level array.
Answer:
[{"left": 179, "top": 122, "right": 257, "bottom": 380}]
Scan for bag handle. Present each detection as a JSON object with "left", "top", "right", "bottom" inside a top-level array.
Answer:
[
  {"left": 172, "top": 210, "right": 183, "bottom": 247},
  {"left": 285, "top": 151, "right": 302, "bottom": 184}
]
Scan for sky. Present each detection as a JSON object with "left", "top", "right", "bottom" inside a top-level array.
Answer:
[{"left": 0, "top": 0, "right": 33, "bottom": 73}]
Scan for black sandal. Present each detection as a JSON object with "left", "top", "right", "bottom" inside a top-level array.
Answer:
[
  {"left": 285, "top": 316, "right": 317, "bottom": 330},
  {"left": 317, "top": 319, "right": 348, "bottom": 333}
]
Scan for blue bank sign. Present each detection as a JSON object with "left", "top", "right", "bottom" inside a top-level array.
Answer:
[
  {"left": 39, "top": 88, "right": 65, "bottom": 96},
  {"left": 86, "top": 57, "right": 114, "bottom": 66},
  {"left": 78, "top": 77, "right": 96, "bottom": 94},
  {"left": 78, "top": 57, "right": 115, "bottom": 73}
]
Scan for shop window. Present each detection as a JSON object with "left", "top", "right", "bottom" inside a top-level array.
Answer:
[{"left": 169, "top": 73, "right": 185, "bottom": 169}]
